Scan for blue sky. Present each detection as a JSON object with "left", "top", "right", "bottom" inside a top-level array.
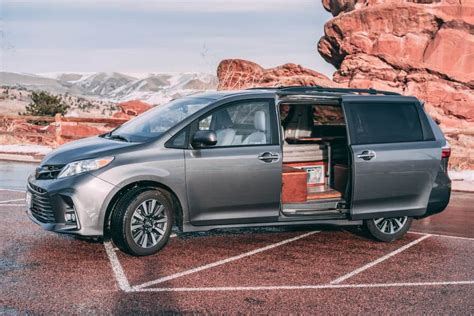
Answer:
[{"left": 1, "top": 0, "right": 335, "bottom": 76}]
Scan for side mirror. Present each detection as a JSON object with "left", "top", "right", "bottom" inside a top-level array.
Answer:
[{"left": 191, "top": 130, "right": 217, "bottom": 148}]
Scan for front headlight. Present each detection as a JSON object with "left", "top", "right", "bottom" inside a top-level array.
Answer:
[{"left": 58, "top": 157, "right": 114, "bottom": 178}]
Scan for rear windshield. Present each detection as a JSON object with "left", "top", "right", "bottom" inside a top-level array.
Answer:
[
  {"left": 108, "top": 97, "right": 212, "bottom": 142},
  {"left": 346, "top": 102, "right": 423, "bottom": 145}
]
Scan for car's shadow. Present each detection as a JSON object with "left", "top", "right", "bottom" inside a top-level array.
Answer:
[
  {"left": 174, "top": 223, "right": 372, "bottom": 240},
  {"left": 72, "top": 223, "right": 373, "bottom": 244}
]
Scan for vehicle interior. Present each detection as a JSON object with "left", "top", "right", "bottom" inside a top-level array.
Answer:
[
  {"left": 279, "top": 96, "right": 350, "bottom": 217},
  {"left": 199, "top": 100, "right": 274, "bottom": 146}
]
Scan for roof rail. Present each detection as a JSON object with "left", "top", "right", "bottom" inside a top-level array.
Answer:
[{"left": 247, "top": 85, "right": 400, "bottom": 96}]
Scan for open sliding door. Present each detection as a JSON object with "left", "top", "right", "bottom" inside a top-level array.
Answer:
[{"left": 341, "top": 96, "right": 441, "bottom": 220}]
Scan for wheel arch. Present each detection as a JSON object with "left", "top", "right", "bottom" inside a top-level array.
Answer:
[{"left": 102, "top": 180, "right": 184, "bottom": 236}]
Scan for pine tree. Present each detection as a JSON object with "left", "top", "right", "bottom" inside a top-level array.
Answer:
[{"left": 22, "top": 91, "right": 69, "bottom": 117}]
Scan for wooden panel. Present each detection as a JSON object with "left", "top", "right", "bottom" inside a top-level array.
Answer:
[
  {"left": 307, "top": 186, "right": 342, "bottom": 200},
  {"left": 285, "top": 161, "right": 324, "bottom": 168},
  {"left": 282, "top": 167, "right": 307, "bottom": 203},
  {"left": 283, "top": 143, "right": 326, "bottom": 163}
]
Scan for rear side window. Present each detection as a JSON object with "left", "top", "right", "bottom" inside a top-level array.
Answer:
[{"left": 346, "top": 103, "right": 424, "bottom": 145}]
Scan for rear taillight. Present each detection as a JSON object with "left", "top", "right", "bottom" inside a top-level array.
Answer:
[
  {"left": 441, "top": 145, "right": 450, "bottom": 173},
  {"left": 442, "top": 147, "right": 451, "bottom": 159}
]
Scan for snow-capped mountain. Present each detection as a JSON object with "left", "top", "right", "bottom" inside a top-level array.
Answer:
[
  {"left": 72, "top": 72, "right": 137, "bottom": 97},
  {"left": 0, "top": 71, "right": 218, "bottom": 105}
]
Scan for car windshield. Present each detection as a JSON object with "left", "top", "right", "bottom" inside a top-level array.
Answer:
[{"left": 105, "top": 97, "right": 212, "bottom": 142}]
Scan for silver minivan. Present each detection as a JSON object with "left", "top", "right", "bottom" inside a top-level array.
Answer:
[{"left": 27, "top": 87, "right": 451, "bottom": 256}]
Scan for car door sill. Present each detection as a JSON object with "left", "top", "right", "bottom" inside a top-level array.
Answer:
[
  {"left": 281, "top": 199, "right": 349, "bottom": 220},
  {"left": 279, "top": 211, "right": 348, "bottom": 221}
]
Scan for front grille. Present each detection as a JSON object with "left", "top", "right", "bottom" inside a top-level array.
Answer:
[
  {"left": 28, "top": 183, "right": 55, "bottom": 223},
  {"left": 35, "top": 165, "right": 64, "bottom": 180}
]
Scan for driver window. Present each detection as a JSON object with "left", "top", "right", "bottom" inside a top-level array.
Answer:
[{"left": 197, "top": 100, "right": 276, "bottom": 147}]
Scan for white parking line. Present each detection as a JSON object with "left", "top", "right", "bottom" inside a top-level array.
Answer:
[
  {"left": 409, "top": 231, "right": 474, "bottom": 242},
  {"left": 0, "top": 198, "right": 25, "bottom": 204},
  {"left": 130, "top": 280, "right": 474, "bottom": 292},
  {"left": 104, "top": 229, "right": 474, "bottom": 293},
  {"left": 0, "top": 204, "right": 25, "bottom": 207},
  {"left": 330, "top": 234, "right": 431, "bottom": 285},
  {"left": 104, "top": 241, "right": 132, "bottom": 292},
  {"left": 133, "top": 231, "right": 319, "bottom": 290}
]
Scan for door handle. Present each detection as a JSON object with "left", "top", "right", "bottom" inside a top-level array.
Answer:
[
  {"left": 357, "top": 150, "right": 376, "bottom": 161},
  {"left": 258, "top": 152, "right": 280, "bottom": 163}
]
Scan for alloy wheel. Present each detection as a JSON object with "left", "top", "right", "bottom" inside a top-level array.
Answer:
[
  {"left": 372, "top": 216, "right": 408, "bottom": 235},
  {"left": 130, "top": 199, "right": 168, "bottom": 248}
]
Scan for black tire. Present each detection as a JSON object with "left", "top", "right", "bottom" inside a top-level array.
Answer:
[
  {"left": 364, "top": 216, "right": 413, "bottom": 242},
  {"left": 111, "top": 188, "right": 174, "bottom": 256}
]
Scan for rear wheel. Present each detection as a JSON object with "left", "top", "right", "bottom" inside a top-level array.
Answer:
[
  {"left": 364, "top": 216, "right": 412, "bottom": 242},
  {"left": 111, "top": 189, "right": 174, "bottom": 256}
]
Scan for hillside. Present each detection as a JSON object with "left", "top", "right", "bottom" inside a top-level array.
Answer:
[{"left": 0, "top": 71, "right": 218, "bottom": 116}]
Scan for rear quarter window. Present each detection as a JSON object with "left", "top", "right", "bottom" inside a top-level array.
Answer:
[{"left": 347, "top": 102, "right": 424, "bottom": 145}]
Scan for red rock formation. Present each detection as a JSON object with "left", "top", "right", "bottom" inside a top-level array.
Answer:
[
  {"left": 116, "top": 100, "right": 152, "bottom": 117},
  {"left": 59, "top": 124, "right": 110, "bottom": 142},
  {"left": 318, "top": 0, "right": 474, "bottom": 168},
  {"left": 111, "top": 111, "right": 131, "bottom": 119},
  {"left": 217, "top": 59, "right": 340, "bottom": 90},
  {"left": 0, "top": 118, "right": 55, "bottom": 146}
]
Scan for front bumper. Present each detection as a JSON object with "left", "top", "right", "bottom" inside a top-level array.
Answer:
[{"left": 26, "top": 173, "right": 116, "bottom": 236}]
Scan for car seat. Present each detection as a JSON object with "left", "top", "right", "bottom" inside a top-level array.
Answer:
[
  {"left": 243, "top": 111, "right": 267, "bottom": 145},
  {"left": 213, "top": 109, "right": 236, "bottom": 146}
]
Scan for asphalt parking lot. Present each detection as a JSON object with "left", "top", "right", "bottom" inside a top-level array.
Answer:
[{"left": 1, "top": 187, "right": 473, "bottom": 314}]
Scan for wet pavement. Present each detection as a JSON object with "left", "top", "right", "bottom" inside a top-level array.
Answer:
[{"left": 0, "top": 186, "right": 473, "bottom": 314}]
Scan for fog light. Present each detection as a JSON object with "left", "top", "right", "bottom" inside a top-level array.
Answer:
[{"left": 65, "top": 212, "right": 76, "bottom": 223}]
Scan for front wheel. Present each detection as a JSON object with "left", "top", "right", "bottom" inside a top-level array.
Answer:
[
  {"left": 111, "top": 189, "right": 174, "bottom": 256},
  {"left": 364, "top": 216, "right": 412, "bottom": 242}
]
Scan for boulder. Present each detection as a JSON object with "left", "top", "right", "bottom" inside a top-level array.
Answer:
[
  {"left": 116, "top": 100, "right": 152, "bottom": 117},
  {"left": 59, "top": 123, "right": 109, "bottom": 141},
  {"left": 112, "top": 111, "right": 131, "bottom": 119}
]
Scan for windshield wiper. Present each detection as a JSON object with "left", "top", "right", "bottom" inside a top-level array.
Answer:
[{"left": 106, "top": 133, "right": 130, "bottom": 142}]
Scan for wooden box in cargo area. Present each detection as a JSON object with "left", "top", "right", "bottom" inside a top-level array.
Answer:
[
  {"left": 283, "top": 143, "right": 327, "bottom": 163},
  {"left": 282, "top": 166, "right": 307, "bottom": 203}
]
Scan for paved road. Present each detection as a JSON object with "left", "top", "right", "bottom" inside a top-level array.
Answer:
[
  {"left": 0, "top": 162, "right": 36, "bottom": 190},
  {"left": 0, "top": 187, "right": 473, "bottom": 314}
]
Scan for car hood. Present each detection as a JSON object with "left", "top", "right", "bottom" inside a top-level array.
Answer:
[{"left": 41, "top": 136, "right": 139, "bottom": 166}]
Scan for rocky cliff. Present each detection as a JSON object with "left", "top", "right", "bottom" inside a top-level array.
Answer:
[
  {"left": 217, "top": 0, "right": 473, "bottom": 169},
  {"left": 318, "top": 0, "right": 474, "bottom": 167}
]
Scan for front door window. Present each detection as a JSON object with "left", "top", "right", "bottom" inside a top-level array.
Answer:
[{"left": 197, "top": 100, "right": 278, "bottom": 147}]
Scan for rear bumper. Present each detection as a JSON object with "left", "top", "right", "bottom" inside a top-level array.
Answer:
[
  {"left": 26, "top": 173, "right": 116, "bottom": 236},
  {"left": 418, "top": 170, "right": 451, "bottom": 219}
]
